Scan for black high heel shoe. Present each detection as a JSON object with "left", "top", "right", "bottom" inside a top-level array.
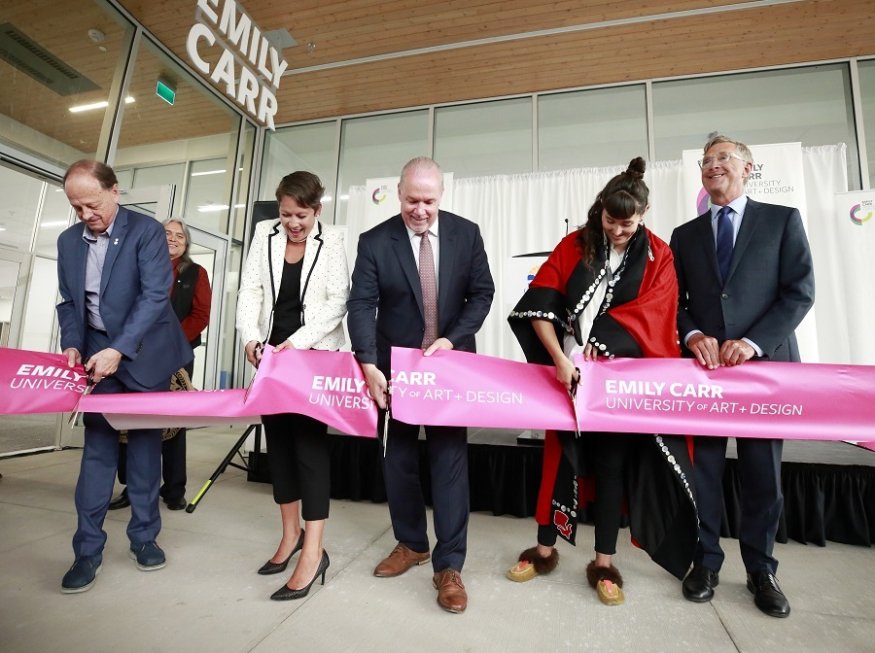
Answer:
[
  {"left": 257, "top": 529, "right": 305, "bottom": 575},
  {"left": 270, "top": 550, "right": 330, "bottom": 601}
]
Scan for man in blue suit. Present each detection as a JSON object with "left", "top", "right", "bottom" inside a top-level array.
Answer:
[
  {"left": 670, "top": 136, "right": 814, "bottom": 618},
  {"left": 347, "top": 157, "right": 494, "bottom": 613},
  {"left": 57, "top": 160, "right": 192, "bottom": 593}
]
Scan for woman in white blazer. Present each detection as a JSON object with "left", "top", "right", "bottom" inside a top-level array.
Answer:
[{"left": 236, "top": 171, "right": 349, "bottom": 601}]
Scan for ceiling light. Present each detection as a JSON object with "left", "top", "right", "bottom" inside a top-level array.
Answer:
[
  {"left": 191, "top": 169, "right": 226, "bottom": 177},
  {"left": 69, "top": 96, "right": 135, "bottom": 113},
  {"left": 198, "top": 204, "right": 229, "bottom": 213},
  {"left": 40, "top": 220, "right": 70, "bottom": 228}
]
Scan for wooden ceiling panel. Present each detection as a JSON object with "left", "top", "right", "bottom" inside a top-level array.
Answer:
[{"left": 1, "top": 0, "right": 873, "bottom": 155}]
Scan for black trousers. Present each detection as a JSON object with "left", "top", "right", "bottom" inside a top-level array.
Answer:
[
  {"left": 537, "top": 432, "right": 634, "bottom": 555},
  {"left": 261, "top": 413, "right": 330, "bottom": 521},
  {"left": 693, "top": 435, "right": 783, "bottom": 575},
  {"left": 380, "top": 413, "right": 469, "bottom": 573}
]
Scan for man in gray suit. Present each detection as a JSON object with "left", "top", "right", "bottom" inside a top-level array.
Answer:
[
  {"left": 670, "top": 135, "right": 814, "bottom": 618},
  {"left": 347, "top": 157, "right": 494, "bottom": 613},
  {"left": 57, "top": 160, "right": 192, "bottom": 593}
]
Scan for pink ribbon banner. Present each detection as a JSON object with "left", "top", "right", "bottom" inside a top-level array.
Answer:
[
  {"left": 390, "top": 347, "right": 875, "bottom": 450},
  {"left": 0, "top": 348, "right": 88, "bottom": 414},
  {"left": 0, "top": 347, "right": 377, "bottom": 437}
]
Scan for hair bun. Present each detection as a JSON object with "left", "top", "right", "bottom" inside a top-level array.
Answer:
[{"left": 625, "top": 157, "right": 646, "bottom": 179}]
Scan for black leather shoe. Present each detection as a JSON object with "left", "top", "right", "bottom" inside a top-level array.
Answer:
[
  {"left": 258, "top": 529, "right": 306, "bottom": 575},
  {"left": 747, "top": 571, "right": 791, "bottom": 618},
  {"left": 270, "top": 550, "right": 330, "bottom": 601},
  {"left": 682, "top": 565, "right": 719, "bottom": 602},
  {"left": 164, "top": 497, "right": 187, "bottom": 511},
  {"left": 108, "top": 488, "right": 130, "bottom": 510}
]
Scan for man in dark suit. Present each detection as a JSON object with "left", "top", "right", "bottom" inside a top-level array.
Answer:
[
  {"left": 670, "top": 135, "right": 815, "bottom": 618},
  {"left": 57, "top": 160, "right": 192, "bottom": 593},
  {"left": 347, "top": 157, "right": 494, "bottom": 613}
]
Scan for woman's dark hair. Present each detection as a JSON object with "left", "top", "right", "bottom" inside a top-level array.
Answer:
[
  {"left": 275, "top": 171, "right": 324, "bottom": 211},
  {"left": 63, "top": 159, "right": 118, "bottom": 189},
  {"left": 576, "top": 157, "right": 648, "bottom": 265}
]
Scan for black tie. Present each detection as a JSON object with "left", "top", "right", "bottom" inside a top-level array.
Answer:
[{"left": 716, "top": 206, "right": 733, "bottom": 284}]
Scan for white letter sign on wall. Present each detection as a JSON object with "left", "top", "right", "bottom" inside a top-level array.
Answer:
[{"left": 186, "top": 0, "right": 288, "bottom": 130}]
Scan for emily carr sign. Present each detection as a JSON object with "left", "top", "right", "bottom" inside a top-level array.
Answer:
[{"left": 186, "top": 0, "right": 288, "bottom": 130}]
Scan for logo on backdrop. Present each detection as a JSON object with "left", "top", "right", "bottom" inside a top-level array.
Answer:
[
  {"left": 850, "top": 200, "right": 874, "bottom": 226},
  {"left": 371, "top": 185, "right": 390, "bottom": 205}
]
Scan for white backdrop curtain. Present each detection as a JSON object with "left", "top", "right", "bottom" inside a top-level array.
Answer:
[{"left": 344, "top": 145, "right": 858, "bottom": 363}]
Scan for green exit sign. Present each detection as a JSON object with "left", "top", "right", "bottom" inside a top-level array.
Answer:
[{"left": 156, "top": 79, "right": 176, "bottom": 105}]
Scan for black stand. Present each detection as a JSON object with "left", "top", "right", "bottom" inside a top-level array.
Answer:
[{"left": 186, "top": 424, "right": 261, "bottom": 513}]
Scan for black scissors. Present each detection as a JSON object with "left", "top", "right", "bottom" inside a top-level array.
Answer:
[
  {"left": 381, "top": 383, "right": 392, "bottom": 458},
  {"left": 243, "top": 342, "right": 264, "bottom": 403},
  {"left": 568, "top": 368, "right": 582, "bottom": 438},
  {"left": 68, "top": 372, "right": 96, "bottom": 426}
]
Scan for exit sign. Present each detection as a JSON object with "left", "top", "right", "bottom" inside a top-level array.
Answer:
[{"left": 156, "top": 79, "right": 176, "bottom": 105}]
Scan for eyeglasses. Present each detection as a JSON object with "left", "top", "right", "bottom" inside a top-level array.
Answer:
[{"left": 698, "top": 151, "right": 746, "bottom": 169}]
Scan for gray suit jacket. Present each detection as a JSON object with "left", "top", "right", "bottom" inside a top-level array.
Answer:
[{"left": 669, "top": 198, "right": 815, "bottom": 362}]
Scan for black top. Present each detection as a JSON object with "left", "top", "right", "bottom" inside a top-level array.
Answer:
[{"left": 268, "top": 258, "right": 303, "bottom": 346}]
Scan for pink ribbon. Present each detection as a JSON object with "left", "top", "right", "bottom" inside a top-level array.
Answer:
[
  {"left": 0, "top": 347, "right": 377, "bottom": 437},
  {"left": 0, "top": 348, "right": 88, "bottom": 414},
  {"left": 389, "top": 347, "right": 875, "bottom": 448}
]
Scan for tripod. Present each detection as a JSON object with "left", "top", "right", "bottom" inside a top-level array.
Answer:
[{"left": 186, "top": 423, "right": 262, "bottom": 513}]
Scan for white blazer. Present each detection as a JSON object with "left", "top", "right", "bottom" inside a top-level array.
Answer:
[{"left": 236, "top": 219, "right": 349, "bottom": 350}]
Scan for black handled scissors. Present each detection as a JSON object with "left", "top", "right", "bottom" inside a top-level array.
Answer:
[
  {"left": 68, "top": 372, "right": 96, "bottom": 426},
  {"left": 381, "top": 383, "right": 392, "bottom": 458},
  {"left": 243, "top": 342, "right": 264, "bottom": 403},
  {"left": 568, "top": 368, "right": 582, "bottom": 438}
]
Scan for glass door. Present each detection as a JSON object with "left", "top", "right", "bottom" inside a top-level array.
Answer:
[{"left": 186, "top": 224, "right": 228, "bottom": 391}]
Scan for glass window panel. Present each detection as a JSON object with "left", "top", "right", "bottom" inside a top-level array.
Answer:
[
  {"left": 336, "top": 111, "right": 428, "bottom": 223},
  {"left": 0, "top": 1, "right": 134, "bottom": 167},
  {"left": 34, "top": 183, "right": 74, "bottom": 258},
  {"left": 0, "top": 164, "right": 42, "bottom": 252},
  {"left": 859, "top": 59, "right": 875, "bottom": 189},
  {"left": 186, "top": 158, "right": 230, "bottom": 233},
  {"left": 653, "top": 64, "right": 859, "bottom": 188},
  {"left": 539, "top": 86, "right": 648, "bottom": 170},
  {"left": 434, "top": 98, "right": 533, "bottom": 177},
  {"left": 233, "top": 122, "right": 257, "bottom": 241},
  {"left": 262, "top": 121, "right": 337, "bottom": 211},
  {"left": 113, "top": 37, "right": 240, "bottom": 234}
]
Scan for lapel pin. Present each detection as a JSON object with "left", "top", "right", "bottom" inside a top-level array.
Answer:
[{"left": 113, "top": 238, "right": 119, "bottom": 245}]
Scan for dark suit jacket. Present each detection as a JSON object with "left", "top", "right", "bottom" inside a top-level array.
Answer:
[
  {"left": 56, "top": 206, "right": 192, "bottom": 388},
  {"left": 669, "top": 197, "right": 814, "bottom": 362},
  {"left": 347, "top": 210, "right": 495, "bottom": 374}
]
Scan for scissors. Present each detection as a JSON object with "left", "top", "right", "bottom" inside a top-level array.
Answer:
[
  {"left": 243, "top": 342, "right": 264, "bottom": 403},
  {"left": 568, "top": 368, "right": 582, "bottom": 438},
  {"left": 68, "top": 372, "right": 96, "bottom": 426},
  {"left": 381, "top": 382, "right": 392, "bottom": 458}
]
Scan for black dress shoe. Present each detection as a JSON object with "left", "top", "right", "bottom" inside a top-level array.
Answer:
[
  {"left": 270, "top": 550, "right": 330, "bottom": 601},
  {"left": 682, "top": 565, "right": 719, "bottom": 602},
  {"left": 164, "top": 497, "right": 187, "bottom": 511},
  {"left": 747, "top": 571, "right": 791, "bottom": 618},
  {"left": 258, "top": 529, "right": 306, "bottom": 575},
  {"left": 108, "top": 488, "right": 130, "bottom": 510}
]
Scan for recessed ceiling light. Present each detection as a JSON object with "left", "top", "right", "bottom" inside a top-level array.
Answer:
[
  {"left": 191, "top": 169, "right": 226, "bottom": 177},
  {"left": 69, "top": 96, "right": 135, "bottom": 113}
]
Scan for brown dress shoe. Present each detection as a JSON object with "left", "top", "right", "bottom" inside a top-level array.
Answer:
[
  {"left": 433, "top": 569, "right": 467, "bottom": 613},
  {"left": 373, "top": 543, "right": 430, "bottom": 577}
]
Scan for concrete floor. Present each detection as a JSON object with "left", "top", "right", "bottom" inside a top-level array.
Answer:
[{"left": 1, "top": 426, "right": 874, "bottom": 653}]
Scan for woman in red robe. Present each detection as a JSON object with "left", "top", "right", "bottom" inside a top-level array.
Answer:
[{"left": 506, "top": 158, "right": 697, "bottom": 605}]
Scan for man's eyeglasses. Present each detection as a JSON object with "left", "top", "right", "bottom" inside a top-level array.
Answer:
[{"left": 698, "top": 151, "right": 747, "bottom": 169}]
